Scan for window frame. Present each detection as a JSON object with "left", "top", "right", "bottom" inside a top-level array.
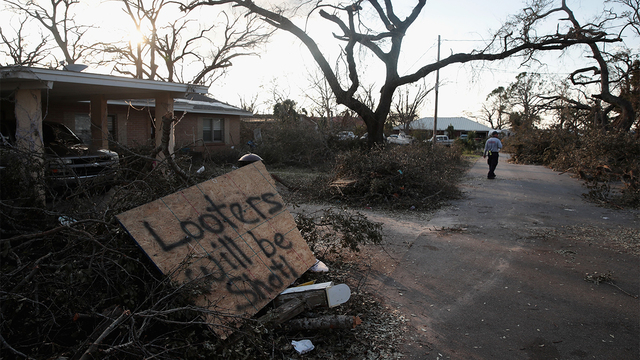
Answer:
[
  {"left": 202, "top": 118, "right": 225, "bottom": 143},
  {"left": 107, "top": 114, "right": 117, "bottom": 141}
]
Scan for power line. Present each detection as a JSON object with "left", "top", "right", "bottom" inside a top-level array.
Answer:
[
  {"left": 481, "top": 66, "right": 575, "bottom": 76},
  {"left": 441, "top": 39, "right": 487, "bottom": 42},
  {"left": 405, "top": 40, "right": 439, "bottom": 73}
]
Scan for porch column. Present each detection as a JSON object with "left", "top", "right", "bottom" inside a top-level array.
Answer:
[
  {"left": 154, "top": 94, "right": 175, "bottom": 156},
  {"left": 15, "top": 89, "right": 43, "bottom": 152},
  {"left": 15, "top": 88, "right": 45, "bottom": 201},
  {"left": 90, "top": 95, "right": 108, "bottom": 150}
]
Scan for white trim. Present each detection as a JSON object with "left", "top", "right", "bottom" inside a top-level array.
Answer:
[
  {"left": 0, "top": 66, "right": 208, "bottom": 94},
  {"left": 107, "top": 98, "right": 253, "bottom": 117}
]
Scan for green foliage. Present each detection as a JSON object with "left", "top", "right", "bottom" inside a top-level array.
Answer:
[
  {"left": 506, "top": 72, "right": 544, "bottom": 129},
  {"left": 295, "top": 207, "right": 383, "bottom": 257},
  {"left": 505, "top": 127, "right": 640, "bottom": 208},
  {"left": 446, "top": 124, "right": 455, "bottom": 137},
  {"left": 273, "top": 99, "right": 300, "bottom": 124},
  {"left": 455, "top": 131, "right": 480, "bottom": 154},
  {"left": 481, "top": 86, "right": 511, "bottom": 130}
]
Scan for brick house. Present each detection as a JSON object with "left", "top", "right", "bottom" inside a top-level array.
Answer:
[
  {"left": 0, "top": 66, "right": 250, "bottom": 157},
  {"left": 105, "top": 94, "right": 252, "bottom": 153}
]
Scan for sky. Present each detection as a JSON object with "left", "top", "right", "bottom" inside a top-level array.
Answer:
[
  {"left": 204, "top": 0, "right": 637, "bottom": 119},
  {"left": 1, "top": 0, "right": 637, "bottom": 122}
]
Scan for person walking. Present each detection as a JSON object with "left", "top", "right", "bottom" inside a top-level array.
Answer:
[{"left": 483, "top": 131, "right": 503, "bottom": 179}]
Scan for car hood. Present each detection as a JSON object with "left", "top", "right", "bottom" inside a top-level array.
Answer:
[{"left": 45, "top": 142, "right": 116, "bottom": 159}]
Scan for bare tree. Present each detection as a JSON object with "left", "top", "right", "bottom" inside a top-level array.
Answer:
[
  {"left": 479, "top": 87, "right": 511, "bottom": 130},
  {"left": 183, "top": 0, "right": 622, "bottom": 145},
  {"left": 6, "top": 0, "right": 92, "bottom": 66},
  {"left": 563, "top": 2, "right": 637, "bottom": 131},
  {"left": 0, "top": 16, "right": 50, "bottom": 66},
  {"left": 107, "top": 0, "right": 162, "bottom": 79},
  {"left": 105, "top": 0, "right": 271, "bottom": 85},
  {"left": 190, "top": 13, "right": 270, "bottom": 85},
  {"left": 608, "top": 0, "right": 640, "bottom": 36},
  {"left": 389, "top": 83, "right": 432, "bottom": 133},
  {"left": 538, "top": 80, "right": 595, "bottom": 130},
  {"left": 238, "top": 93, "right": 260, "bottom": 113},
  {"left": 531, "top": 1, "right": 639, "bottom": 132},
  {"left": 505, "top": 72, "right": 547, "bottom": 129},
  {"left": 542, "top": 51, "right": 638, "bottom": 131},
  {"left": 303, "top": 68, "right": 339, "bottom": 122},
  {"left": 156, "top": 17, "right": 211, "bottom": 83}
]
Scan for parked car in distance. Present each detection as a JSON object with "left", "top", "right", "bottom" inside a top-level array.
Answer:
[
  {"left": 459, "top": 134, "right": 468, "bottom": 140},
  {"left": 427, "top": 135, "right": 454, "bottom": 146},
  {"left": 336, "top": 131, "right": 356, "bottom": 140},
  {"left": 1, "top": 120, "right": 119, "bottom": 189},
  {"left": 387, "top": 133, "right": 415, "bottom": 145}
]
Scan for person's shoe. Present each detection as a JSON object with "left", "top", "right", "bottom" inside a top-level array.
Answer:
[{"left": 488, "top": 176, "right": 496, "bottom": 179}]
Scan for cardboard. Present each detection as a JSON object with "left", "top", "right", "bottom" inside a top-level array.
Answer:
[{"left": 116, "top": 161, "right": 315, "bottom": 337}]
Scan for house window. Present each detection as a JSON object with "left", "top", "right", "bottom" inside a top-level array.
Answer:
[
  {"left": 75, "top": 114, "right": 91, "bottom": 145},
  {"left": 203, "top": 118, "right": 224, "bottom": 142},
  {"left": 107, "top": 115, "right": 117, "bottom": 141}
]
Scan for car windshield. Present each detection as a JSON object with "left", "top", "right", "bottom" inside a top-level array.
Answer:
[{"left": 43, "top": 122, "right": 83, "bottom": 146}]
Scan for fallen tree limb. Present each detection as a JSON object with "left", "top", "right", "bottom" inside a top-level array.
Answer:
[
  {"left": 285, "top": 315, "right": 362, "bottom": 331},
  {"left": 0, "top": 219, "right": 105, "bottom": 244},
  {"left": 11, "top": 252, "right": 52, "bottom": 293},
  {"left": 0, "top": 332, "right": 34, "bottom": 360},
  {"left": 259, "top": 282, "right": 351, "bottom": 327},
  {"left": 258, "top": 298, "right": 306, "bottom": 326},
  {"left": 157, "top": 113, "right": 193, "bottom": 184},
  {"left": 603, "top": 281, "right": 639, "bottom": 299},
  {"left": 78, "top": 308, "right": 131, "bottom": 360}
]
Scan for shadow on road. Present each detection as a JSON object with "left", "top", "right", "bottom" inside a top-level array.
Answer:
[{"left": 362, "top": 154, "right": 639, "bottom": 360}]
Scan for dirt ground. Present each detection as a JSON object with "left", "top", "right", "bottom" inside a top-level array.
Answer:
[{"left": 350, "top": 155, "right": 639, "bottom": 360}]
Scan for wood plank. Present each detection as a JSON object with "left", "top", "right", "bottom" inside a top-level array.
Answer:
[{"left": 116, "top": 161, "right": 315, "bottom": 337}]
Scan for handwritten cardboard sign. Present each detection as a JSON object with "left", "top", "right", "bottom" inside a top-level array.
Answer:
[{"left": 116, "top": 161, "right": 315, "bottom": 337}]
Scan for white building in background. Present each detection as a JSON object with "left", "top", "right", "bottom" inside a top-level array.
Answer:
[{"left": 395, "top": 117, "right": 493, "bottom": 138}]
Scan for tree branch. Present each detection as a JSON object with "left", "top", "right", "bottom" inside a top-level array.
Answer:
[{"left": 78, "top": 309, "right": 131, "bottom": 360}]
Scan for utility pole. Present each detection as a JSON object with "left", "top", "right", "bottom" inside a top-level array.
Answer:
[{"left": 432, "top": 35, "right": 440, "bottom": 144}]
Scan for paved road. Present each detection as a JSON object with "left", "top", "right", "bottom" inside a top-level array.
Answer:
[{"left": 364, "top": 154, "right": 639, "bottom": 360}]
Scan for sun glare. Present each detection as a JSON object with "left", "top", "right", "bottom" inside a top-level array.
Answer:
[{"left": 129, "top": 28, "right": 145, "bottom": 47}]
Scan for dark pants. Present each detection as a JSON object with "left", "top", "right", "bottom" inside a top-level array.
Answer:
[{"left": 487, "top": 152, "right": 499, "bottom": 178}]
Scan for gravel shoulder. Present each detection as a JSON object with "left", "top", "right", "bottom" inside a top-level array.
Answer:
[{"left": 347, "top": 154, "right": 639, "bottom": 360}]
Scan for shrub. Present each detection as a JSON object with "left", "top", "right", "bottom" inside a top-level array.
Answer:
[
  {"left": 241, "top": 121, "right": 332, "bottom": 167},
  {"left": 455, "top": 138, "right": 481, "bottom": 154},
  {"left": 505, "top": 127, "right": 640, "bottom": 208},
  {"left": 310, "top": 143, "right": 464, "bottom": 210},
  {"left": 0, "top": 145, "right": 399, "bottom": 360},
  {"left": 295, "top": 207, "right": 383, "bottom": 257}
]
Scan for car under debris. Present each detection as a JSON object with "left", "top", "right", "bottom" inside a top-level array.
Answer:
[{"left": 1, "top": 121, "right": 119, "bottom": 189}]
